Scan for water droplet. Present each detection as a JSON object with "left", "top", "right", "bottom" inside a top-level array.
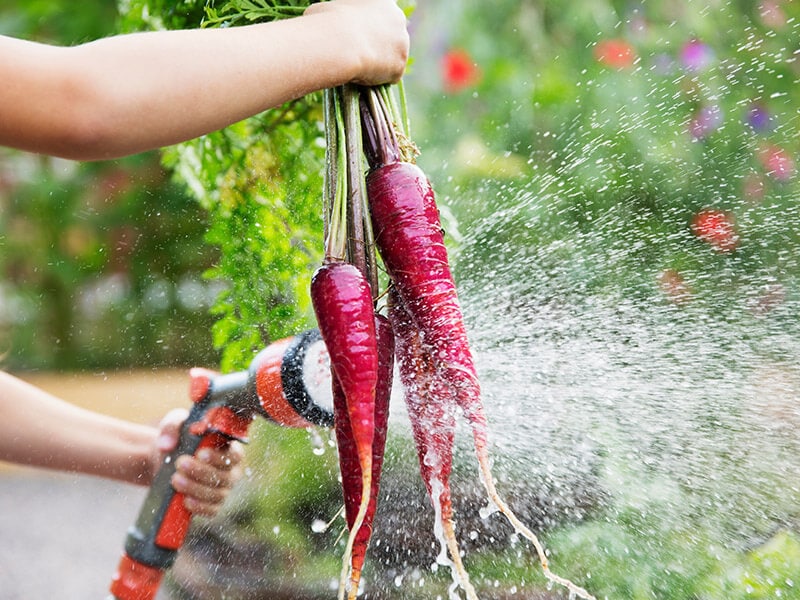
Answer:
[{"left": 310, "top": 519, "right": 327, "bottom": 533}]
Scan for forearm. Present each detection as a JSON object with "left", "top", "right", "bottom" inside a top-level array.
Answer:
[
  {"left": 1, "top": 22, "right": 348, "bottom": 159},
  {"left": 62, "top": 19, "right": 360, "bottom": 159},
  {"left": 0, "top": 5, "right": 403, "bottom": 161},
  {"left": 0, "top": 371, "right": 156, "bottom": 484}
]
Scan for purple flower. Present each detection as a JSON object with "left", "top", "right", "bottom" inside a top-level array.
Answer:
[
  {"left": 689, "top": 105, "right": 723, "bottom": 139},
  {"left": 746, "top": 103, "right": 771, "bottom": 131},
  {"left": 680, "top": 39, "right": 714, "bottom": 72}
]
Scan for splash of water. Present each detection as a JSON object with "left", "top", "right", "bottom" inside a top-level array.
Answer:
[{"left": 449, "top": 182, "right": 800, "bottom": 585}]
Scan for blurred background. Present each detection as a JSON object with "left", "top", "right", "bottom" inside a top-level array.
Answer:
[{"left": 2, "top": 0, "right": 800, "bottom": 599}]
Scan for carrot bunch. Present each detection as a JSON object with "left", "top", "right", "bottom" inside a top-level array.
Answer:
[
  {"left": 359, "top": 87, "right": 596, "bottom": 600},
  {"left": 309, "top": 86, "right": 390, "bottom": 600},
  {"left": 313, "top": 80, "right": 594, "bottom": 599}
]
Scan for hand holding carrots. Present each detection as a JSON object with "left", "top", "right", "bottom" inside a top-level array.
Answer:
[{"left": 303, "top": 0, "right": 409, "bottom": 86}]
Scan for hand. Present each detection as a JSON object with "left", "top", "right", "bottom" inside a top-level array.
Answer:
[
  {"left": 304, "top": 0, "right": 409, "bottom": 86},
  {"left": 154, "top": 408, "right": 245, "bottom": 517}
]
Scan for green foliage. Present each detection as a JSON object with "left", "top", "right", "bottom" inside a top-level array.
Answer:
[
  {"left": 201, "top": 0, "right": 416, "bottom": 27},
  {"left": 702, "top": 530, "right": 800, "bottom": 599},
  {"left": 120, "top": 0, "right": 326, "bottom": 371},
  {"left": 549, "top": 518, "right": 727, "bottom": 599},
  {"left": 410, "top": 0, "right": 800, "bottom": 322},
  {"left": 202, "top": 0, "right": 307, "bottom": 27},
  {"left": 1, "top": 152, "right": 219, "bottom": 368},
  {"left": 0, "top": 0, "right": 117, "bottom": 42},
  {"left": 161, "top": 105, "right": 326, "bottom": 371},
  {"left": 547, "top": 521, "right": 800, "bottom": 600},
  {"left": 117, "top": 0, "right": 206, "bottom": 32},
  {"left": 0, "top": 0, "right": 217, "bottom": 370}
]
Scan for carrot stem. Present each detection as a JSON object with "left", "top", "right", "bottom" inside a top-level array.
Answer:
[
  {"left": 322, "top": 88, "right": 337, "bottom": 243},
  {"left": 373, "top": 90, "right": 400, "bottom": 161},
  {"left": 364, "top": 89, "right": 399, "bottom": 167},
  {"left": 376, "top": 84, "right": 418, "bottom": 163},
  {"left": 343, "top": 85, "right": 368, "bottom": 279},
  {"left": 353, "top": 89, "right": 381, "bottom": 299},
  {"left": 395, "top": 79, "right": 411, "bottom": 139},
  {"left": 325, "top": 88, "right": 349, "bottom": 262},
  {"left": 343, "top": 85, "right": 381, "bottom": 299},
  {"left": 367, "top": 91, "right": 389, "bottom": 165}
]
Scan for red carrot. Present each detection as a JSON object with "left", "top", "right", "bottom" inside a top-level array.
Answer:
[
  {"left": 368, "top": 161, "right": 596, "bottom": 600},
  {"left": 367, "top": 162, "right": 486, "bottom": 434},
  {"left": 388, "top": 289, "right": 477, "bottom": 599},
  {"left": 333, "top": 314, "right": 394, "bottom": 598},
  {"left": 310, "top": 260, "right": 378, "bottom": 600},
  {"left": 389, "top": 291, "right": 453, "bottom": 506}
]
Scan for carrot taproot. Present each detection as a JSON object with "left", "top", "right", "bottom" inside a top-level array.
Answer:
[
  {"left": 310, "top": 260, "right": 378, "bottom": 600},
  {"left": 331, "top": 372, "right": 363, "bottom": 599},
  {"left": 388, "top": 288, "right": 478, "bottom": 600},
  {"left": 389, "top": 290, "right": 453, "bottom": 507},
  {"left": 368, "top": 161, "right": 596, "bottom": 600},
  {"left": 366, "top": 162, "right": 485, "bottom": 431},
  {"left": 333, "top": 314, "right": 394, "bottom": 599}
]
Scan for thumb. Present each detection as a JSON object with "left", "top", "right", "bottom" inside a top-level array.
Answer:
[{"left": 156, "top": 407, "right": 190, "bottom": 453}]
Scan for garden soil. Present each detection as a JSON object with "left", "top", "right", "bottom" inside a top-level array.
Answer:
[{"left": 0, "top": 369, "right": 194, "bottom": 600}]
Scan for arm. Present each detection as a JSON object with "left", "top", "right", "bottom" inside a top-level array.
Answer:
[
  {"left": 0, "top": 0, "right": 408, "bottom": 160},
  {"left": 0, "top": 371, "right": 157, "bottom": 482},
  {"left": 0, "top": 371, "right": 242, "bottom": 515}
]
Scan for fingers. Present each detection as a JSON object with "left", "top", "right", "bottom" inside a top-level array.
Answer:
[
  {"left": 171, "top": 442, "right": 245, "bottom": 517},
  {"left": 304, "top": 0, "right": 409, "bottom": 86},
  {"left": 155, "top": 407, "right": 190, "bottom": 453}
]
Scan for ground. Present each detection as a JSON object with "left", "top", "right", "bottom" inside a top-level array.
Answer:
[{"left": 0, "top": 369, "right": 192, "bottom": 599}]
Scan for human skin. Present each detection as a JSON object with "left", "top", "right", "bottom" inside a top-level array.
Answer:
[
  {"left": 0, "top": 0, "right": 409, "bottom": 160},
  {"left": 0, "top": 371, "right": 243, "bottom": 516}
]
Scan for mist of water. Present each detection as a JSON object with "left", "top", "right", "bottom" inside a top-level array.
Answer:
[{"left": 451, "top": 182, "right": 800, "bottom": 567}]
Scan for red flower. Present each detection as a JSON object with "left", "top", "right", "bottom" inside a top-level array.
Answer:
[
  {"left": 759, "top": 0, "right": 787, "bottom": 29},
  {"left": 691, "top": 208, "right": 739, "bottom": 253},
  {"left": 593, "top": 39, "right": 636, "bottom": 69},
  {"left": 442, "top": 49, "right": 480, "bottom": 92},
  {"left": 758, "top": 143, "right": 795, "bottom": 181}
]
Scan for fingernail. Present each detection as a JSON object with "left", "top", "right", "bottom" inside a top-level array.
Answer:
[
  {"left": 197, "top": 449, "right": 212, "bottom": 462},
  {"left": 157, "top": 434, "right": 174, "bottom": 451}
]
